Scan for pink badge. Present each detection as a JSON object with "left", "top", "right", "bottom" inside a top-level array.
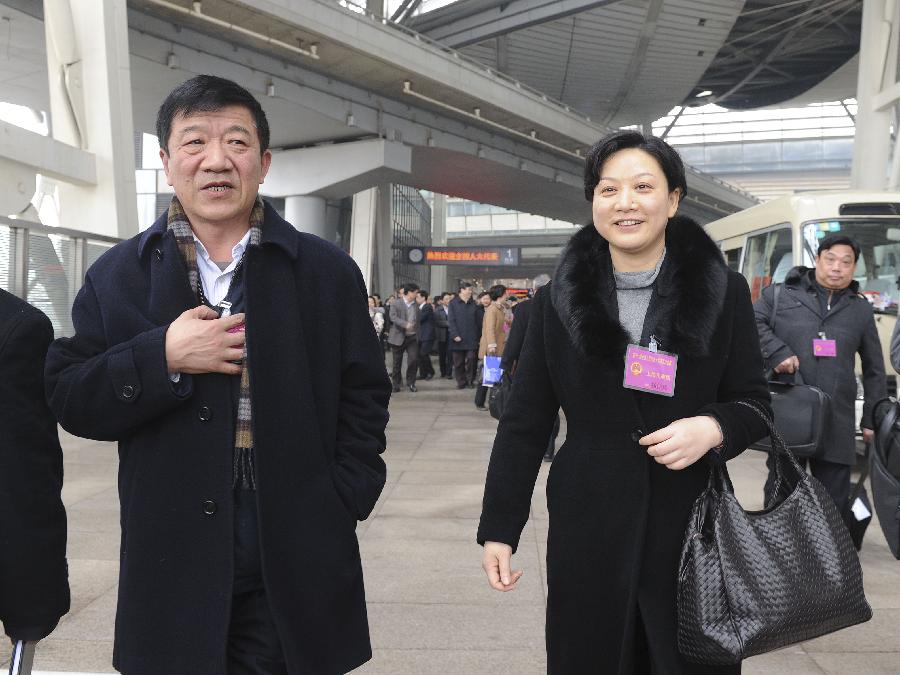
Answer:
[
  {"left": 623, "top": 344, "right": 678, "bottom": 397},
  {"left": 813, "top": 339, "right": 837, "bottom": 357},
  {"left": 227, "top": 323, "right": 245, "bottom": 334}
]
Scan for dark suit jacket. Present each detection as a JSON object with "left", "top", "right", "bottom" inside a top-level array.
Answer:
[
  {"left": 418, "top": 302, "right": 435, "bottom": 343},
  {"left": 0, "top": 290, "right": 69, "bottom": 640}
]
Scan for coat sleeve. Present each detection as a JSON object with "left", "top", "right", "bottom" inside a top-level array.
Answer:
[
  {"left": 700, "top": 273, "right": 771, "bottom": 462},
  {"left": 890, "top": 313, "right": 900, "bottom": 374},
  {"left": 0, "top": 310, "right": 69, "bottom": 640},
  {"left": 754, "top": 283, "right": 793, "bottom": 372},
  {"left": 331, "top": 266, "right": 391, "bottom": 521},
  {"left": 483, "top": 305, "right": 500, "bottom": 348},
  {"left": 44, "top": 275, "right": 193, "bottom": 441},
  {"left": 859, "top": 308, "right": 887, "bottom": 430},
  {"left": 478, "top": 288, "right": 560, "bottom": 552},
  {"left": 447, "top": 302, "right": 460, "bottom": 341},
  {"left": 389, "top": 300, "right": 410, "bottom": 330}
]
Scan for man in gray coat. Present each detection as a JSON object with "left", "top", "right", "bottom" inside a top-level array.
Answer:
[
  {"left": 388, "top": 282, "right": 420, "bottom": 392},
  {"left": 755, "top": 234, "right": 886, "bottom": 512}
]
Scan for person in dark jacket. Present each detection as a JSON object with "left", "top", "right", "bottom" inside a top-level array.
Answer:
[
  {"left": 755, "top": 235, "right": 886, "bottom": 513},
  {"left": 416, "top": 289, "right": 436, "bottom": 380},
  {"left": 0, "top": 290, "right": 69, "bottom": 644},
  {"left": 499, "top": 274, "right": 558, "bottom": 460},
  {"left": 44, "top": 75, "right": 390, "bottom": 675},
  {"left": 448, "top": 282, "right": 478, "bottom": 389},
  {"left": 434, "top": 293, "right": 450, "bottom": 377},
  {"left": 478, "top": 131, "right": 769, "bottom": 674}
]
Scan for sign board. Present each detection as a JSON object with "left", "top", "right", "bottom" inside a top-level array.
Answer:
[{"left": 404, "top": 246, "right": 520, "bottom": 266}]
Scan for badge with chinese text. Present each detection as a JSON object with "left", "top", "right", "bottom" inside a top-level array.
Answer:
[
  {"left": 623, "top": 344, "right": 678, "bottom": 397},
  {"left": 813, "top": 339, "right": 837, "bottom": 357}
]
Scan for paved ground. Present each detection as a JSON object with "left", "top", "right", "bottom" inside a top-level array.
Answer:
[{"left": 3, "top": 376, "right": 900, "bottom": 674}]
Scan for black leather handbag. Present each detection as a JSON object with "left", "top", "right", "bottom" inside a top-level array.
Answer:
[
  {"left": 678, "top": 400, "right": 872, "bottom": 665},
  {"left": 751, "top": 371, "right": 830, "bottom": 458},
  {"left": 872, "top": 398, "right": 900, "bottom": 559},
  {"left": 752, "top": 284, "right": 830, "bottom": 457},
  {"left": 488, "top": 372, "right": 512, "bottom": 420}
]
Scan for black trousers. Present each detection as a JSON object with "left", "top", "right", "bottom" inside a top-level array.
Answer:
[
  {"left": 391, "top": 335, "right": 419, "bottom": 387},
  {"left": 436, "top": 340, "right": 448, "bottom": 376},
  {"left": 418, "top": 339, "right": 435, "bottom": 378},
  {"left": 764, "top": 453, "right": 852, "bottom": 513},
  {"left": 229, "top": 489, "right": 287, "bottom": 675},
  {"left": 452, "top": 349, "right": 476, "bottom": 387}
]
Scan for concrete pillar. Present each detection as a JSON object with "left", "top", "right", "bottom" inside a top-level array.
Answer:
[
  {"left": 350, "top": 188, "right": 378, "bottom": 290},
  {"left": 373, "top": 184, "right": 395, "bottom": 298},
  {"left": 43, "top": 0, "right": 137, "bottom": 238},
  {"left": 430, "top": 193, "right": 448, "bottom": 295},
  {"left": 285, "top": 195, "right": 334, "bottom": 241},
  {"left": 852, "top": 0, "right": 896, "bottom": 189}
]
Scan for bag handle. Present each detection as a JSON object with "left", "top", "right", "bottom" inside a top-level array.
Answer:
[
  {"left": 876, "top": 400, "right": 899, "bottom": 463},
  {"left": 732, "top": 399, "right": 807, "bottom": 504}
]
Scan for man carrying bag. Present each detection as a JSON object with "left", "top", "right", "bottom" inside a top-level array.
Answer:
[{"left": 754, "top": 235, "right": 886, "bottom": 515}]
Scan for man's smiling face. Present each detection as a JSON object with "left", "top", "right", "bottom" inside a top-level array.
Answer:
[{"left": 161, "top": 105, "right": 271, "bottom": 230}]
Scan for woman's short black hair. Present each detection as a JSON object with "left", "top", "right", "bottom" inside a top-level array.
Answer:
[
  {"left": 817, "top": 234, "right": 861, "bottom": 261},
  {"left": 156, "top": 74, "right": 270, "bottom": 154},
  {"left": 488, "top": 284, "right": 507, "bottom": 301},
  {"left": 583, "top": 130, "right": 688, "bottom": 201}
]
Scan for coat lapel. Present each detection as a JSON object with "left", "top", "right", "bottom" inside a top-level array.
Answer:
[
  {"left": 146, "top": 229, "right": 197, "bottom": 325},
  {"left": 550, "top": 216, "right": 728, "bottom": 362}
]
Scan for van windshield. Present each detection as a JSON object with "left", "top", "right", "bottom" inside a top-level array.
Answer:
[{"left": 803, "top": 219, "right": 900, "bottom": 315}]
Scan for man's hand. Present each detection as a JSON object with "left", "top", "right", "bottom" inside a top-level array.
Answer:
[
  {"left": 165, "top": 306, "right": 246, "bottom": 376},
  {"left": 482, "top": 541, "right": 523, "bottom": 592},
  {"left": 487, "top": 344, "right": 497, "bottom": 355},
  {"left": 863, "top": 427, "right": 875, "bottom": 444},
  {"left": 640, "top": 416, "right": 723, "bottom": 471},
  {"left": 774, "top": 355, "right": 800, "bottom": 374},
  {"left": 453, "top": 336, "right": 462, "bottom": 343}
]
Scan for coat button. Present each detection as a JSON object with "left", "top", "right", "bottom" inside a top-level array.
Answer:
[
  {"left": 154, "top": 248, "right": 163, "bottom": 261},
  {"left": 631, "top": 429, "right": 644, "bottom": 442},
  {"left": 122, "top": 385, "right": 135, "bottom": 399},
  {"left": 198, "top": 406, "right": 212, "bottom": 422},
  {"left": 202, "top": 500, "right": 217, "bottom": 515}
]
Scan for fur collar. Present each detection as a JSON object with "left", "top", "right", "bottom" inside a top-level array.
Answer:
[{"left": 550, "top": 215, "right": 728, "bottom": 362}]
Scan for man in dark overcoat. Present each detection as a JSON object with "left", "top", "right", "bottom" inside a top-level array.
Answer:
[
  {"left": 44, "top": 76, "right": 390, "bottom": 675},
  {"left": 0, "top": 290, "right": 69, "bottom": 644},
  {"left": 448, "top": 281, "right": 478, "bottom": 388},
  {"left": 755, "top": 235, "right": 886, "bottom": 512}
]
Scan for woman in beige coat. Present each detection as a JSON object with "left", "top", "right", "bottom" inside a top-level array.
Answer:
[{"left": 479, "top": 285, "right": 510, "bottom": 358}]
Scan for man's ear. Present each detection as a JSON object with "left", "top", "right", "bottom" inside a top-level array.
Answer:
[
  {"left": 259, "top": 149, "right": 273, "bottom": 183},
  {"left": 160, "top": 149, "right": 173, "bottom": 186}
]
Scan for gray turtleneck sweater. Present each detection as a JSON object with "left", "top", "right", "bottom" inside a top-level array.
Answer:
[{"left": 613, "top": 250, "right": 666, "bottom": 344}]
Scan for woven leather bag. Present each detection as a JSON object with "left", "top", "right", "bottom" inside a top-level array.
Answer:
[{"left": 677, "top": 400, "right": 872, "bottom": 665}]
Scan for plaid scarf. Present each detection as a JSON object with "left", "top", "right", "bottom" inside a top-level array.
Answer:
[{"left": 167, "top": 196, "right": 264, "bottom": 489}]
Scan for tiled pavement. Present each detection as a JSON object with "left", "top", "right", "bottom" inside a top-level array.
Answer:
[{"left": 3, "top": 376, "right": 900, "bottom": 674}]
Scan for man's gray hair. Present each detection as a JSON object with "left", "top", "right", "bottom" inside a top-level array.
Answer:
[{"left": 532, "top": 274, "right": 551, "bottom": 290}]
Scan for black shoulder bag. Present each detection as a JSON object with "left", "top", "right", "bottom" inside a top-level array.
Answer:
[
  {"left": 751, "top": 284, "right": 830, "bottom": 458},
  {"left": 678, "top": 400, "right": 872, "bottom": 665},
  {"left": 871, "top": 397, "right": 900, "bottom": 559}
]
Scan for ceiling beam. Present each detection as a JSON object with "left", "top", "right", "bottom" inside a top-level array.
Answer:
[{"left": 406, "top": 0, "right": 625, "bottom": 49}]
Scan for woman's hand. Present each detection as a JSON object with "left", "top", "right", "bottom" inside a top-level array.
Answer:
[
  {"left": 639, "top": 416, "right": 723, "bottom": 471},
  {"left": 482, "top": 541, "right": 523, "bottom": 592}
]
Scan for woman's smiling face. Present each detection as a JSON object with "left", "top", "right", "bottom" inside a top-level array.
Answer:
[{"left": 591, "top": 148, "right": 681, "bottom": 269}]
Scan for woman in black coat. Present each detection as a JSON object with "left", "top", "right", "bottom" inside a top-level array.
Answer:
[{"left": 478, "top": 131, "right": 770, "bottom": 674}]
